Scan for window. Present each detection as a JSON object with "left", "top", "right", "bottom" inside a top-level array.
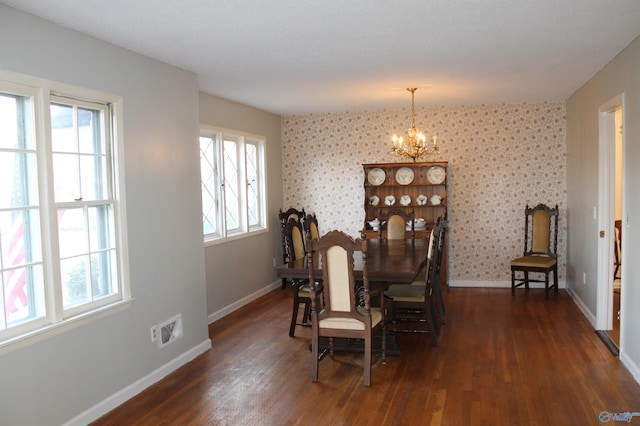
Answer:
[
  {"left": 0, "top": 71, "right": 128, "bottom": 348},
  {"left": 200, "top": 126, "right": 267, "bottom": 243}
]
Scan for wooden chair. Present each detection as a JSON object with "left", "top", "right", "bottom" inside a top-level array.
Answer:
[
  {"left": 511, "top": 204, "right": 559, "bottom": 299},
  {"left": 282, "top": 217, "right": 315, "bottom": 337},
  {"left": 614, "top": 219, "right": 622, "bottom": 280},
  {"left": 307, "top": 230, "right": 386, "bottom": 387},
  {"left": 279, "top": 207, "right": 305, "bottom": 288},
  {"left": 432, "top": 214, "right": 447, "bottom": 323},
  {"left": 303, "top": 212, "right": 320, "bottom": 241},
  {"left": 384, "top": 218, "right": 442, "bottom": 346},
  {"left": 377, "top": 208, "right": 415, "bottom": 240}
]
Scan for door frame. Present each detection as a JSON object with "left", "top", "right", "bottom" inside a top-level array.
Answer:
[{"left": 596, "top": 93, "right": 625, "bottom": 332}]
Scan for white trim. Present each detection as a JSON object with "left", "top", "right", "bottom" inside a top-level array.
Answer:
[
  {"left": 596, "top": 93, "right": 625, "bottom": 331},
  {"left": 208, "top": 280, "right": 281, "bottom": 324},
  {"left": 620, "top": 350, "right": 640, "bottom": 385},
  {"left": 61, "top": 339, "right": 212, "bottom": 426}
]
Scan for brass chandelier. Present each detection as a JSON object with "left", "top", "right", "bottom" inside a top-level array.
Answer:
[{"left": 391, "top": 87, "right": 438, "bottom": 161}]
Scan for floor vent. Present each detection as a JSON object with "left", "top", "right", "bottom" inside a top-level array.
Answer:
[{"left": 596, "top": 330, "right": 619, "bottom": 357}]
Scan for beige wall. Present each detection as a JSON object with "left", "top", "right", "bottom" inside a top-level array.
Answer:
[
  {"left": 566, "top": 34, "right": 640, "bottom": 381},
  {"left": 199, "top": 93, "right": 284, "bottom": 318},
  {"left": 282, "top": 102, "right": 567, "bottom": 285}
]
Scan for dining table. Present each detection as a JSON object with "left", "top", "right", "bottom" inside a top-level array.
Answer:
[
  {"left": 276, "top": 237, "right": 430, "bottom": 288},
  {"left": 276, "top": 237, "right": 430, "bottom": 355}
]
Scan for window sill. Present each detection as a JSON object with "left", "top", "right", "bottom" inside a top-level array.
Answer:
[
  {"left": 204, "top": 227, "right": 269, "bottom": 247},
  {"left": 0, "top": 298, "right": 133, "bottom": 357}
]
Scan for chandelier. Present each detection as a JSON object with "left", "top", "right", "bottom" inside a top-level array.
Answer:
[{"left": 391, "top": 87, "right": 438, "bottom": 161}]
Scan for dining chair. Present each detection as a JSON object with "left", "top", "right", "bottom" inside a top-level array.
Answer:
[
  {"left": 307, "top": 230, "right": 386, "bottom": 387},
  {"left": 279, "top": 207, "right": 305, "bottom": 289},
  {"left": 303, "top": 212, "right": 320, "bottom": 241},
  {"left": 384, "top": 217, "right": 442, "bottom": 346},
  {"left": 510, "top": 204, "right": 559, "bottom": 299},
  {"left": 614, "top": 219, "right": 622, "bottom": 280},
  {"left": 282, "top": 217, "right": 315, "bottom": 337},
  {"left": 377, "top": 208, "right": 415, "bottom": 240}
]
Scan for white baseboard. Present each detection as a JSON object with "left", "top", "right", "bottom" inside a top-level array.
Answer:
[
  {"left": 63, "top": 338, "right": 212, "bottom": 426},
  {"left": 208, "top": 280, "right": 281, "bottom": 324},
  {"left": 620, "top": 351, "right": 640, "bottom": 385},
  {"left": 565, "top": 286, "right": 597, "bottom": 327}
]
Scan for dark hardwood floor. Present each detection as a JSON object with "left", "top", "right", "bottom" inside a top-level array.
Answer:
[{"left": 91, "top": 287, "right": 640, "bottom": 425}]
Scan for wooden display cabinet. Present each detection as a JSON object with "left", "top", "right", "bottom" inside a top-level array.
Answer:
[{"left": 362, "top": 161, "right": 448, "bottom": 239}]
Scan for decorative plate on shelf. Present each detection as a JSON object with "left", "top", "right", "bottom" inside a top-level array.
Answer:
[
  {"left": 395, "top": 167, "right": 415, "bottom": 185},
  {"left": 384, "top": 195, "right": 396, "bottom": 206},
  {"left": 400, "top": 195, "right": 411, "bottom": 206},
  {"left": 368, "top": 195, "right": 380, "bottom": 206},
  {"left": 427, "top": 166, "right": 446, "bottom": 184},
  {"left": 367, "top": 168, "right": 386, "bottom": 186},
  {"left": 430, "top": 194, "right": 442, "bottom": 205},
  {"left": 416, "top": 194, "right": 428, "bottom": 206}
]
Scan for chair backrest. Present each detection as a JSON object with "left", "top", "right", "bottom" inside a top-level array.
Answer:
[
  {"left": 523, "top": 204, "right": 559, "bottom": 258},
  {"left": 308, "top": 230, "right": 370, "bottom": 322},
  {"left": 283, "top": 217, "right": 306, "bottom": 263},
  {"left": 279, "top": 207, "right": 305, "bottom": 227},
  {"left": 279, "top": 208, "right": 305, "bottom": 263},
  {"left": 303, "top": 212, "right": 320, "bottom": 241},
  {"left": 377, "top": 209, "right": 415, "bottom": 240},
  {"left": 435, "top": 213, "right": 447, "bottom": 275}
]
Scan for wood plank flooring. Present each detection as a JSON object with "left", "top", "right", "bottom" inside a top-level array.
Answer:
[{"left": 91, "top": 287, "right": 640, "bottom": 425}]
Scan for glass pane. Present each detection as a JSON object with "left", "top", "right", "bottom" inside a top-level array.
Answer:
[
  {"left": 78, "top": 108, "right": 103, "bottom": 154},
  {"left": 50, "top": 103, "right": 77, "bottom": 152},
  {"left": 53, "top": 152, "right": 80, "bottom": 202},
  {"left": 200, "top": 136, "right": 218, "bottom": 235},
  {"left": 4, "top": 264, "right": 45, "bottom": 326},
  {"left": 80, "top": 154, "right": 107, "bottom": 201},
  {"left": 91, "top": 250, "right": 116, "bottom": 299},
  {"left": 0, "top": 151, "right": 39, "bottom": 209},
  {"left": 246, "top": 144, "right": 258, "bottom": 227},
  {"left": 61, "top": 255, "right": 90, "bottom": 308},
  {"left": 0, "top": 209, "right": 42, "bottom": 268},
  {"left": 0, "top": 93, "right": 35, "bottom": 150},
  {"left": 58, "top": 207, "right": 87, "bottom": 259},
  {"left": 223, "top": 140, "right": 239, "bottom": 230},
  {"left": 88, "top": 205, "right": 114, "bottom": 252}
]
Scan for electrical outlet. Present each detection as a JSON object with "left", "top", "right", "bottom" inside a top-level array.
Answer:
[
  {"left": 150, "top": 325, "right": 158, "bottom": 343},
  {"left": 273, "top": 257, "right": 276, "bottom": 267},
  {"left": 583, "top": 272, "right": 586, "bottom": 284}
]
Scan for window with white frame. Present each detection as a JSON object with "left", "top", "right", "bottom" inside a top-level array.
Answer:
[
  {"left": 0, "top": 72, "right": 128, "bottom": 347},
  {"left": 200, "top": 126, "right": 267, "bottom": 243}
]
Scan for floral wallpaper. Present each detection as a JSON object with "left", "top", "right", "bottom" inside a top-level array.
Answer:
[{"left": 281, "top": 102, "right": 566, "bottom": 285}]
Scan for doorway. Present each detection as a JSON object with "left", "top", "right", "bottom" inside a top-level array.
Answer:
[{"left": 596, "top": 94, "right": 624, "bottom": 352}]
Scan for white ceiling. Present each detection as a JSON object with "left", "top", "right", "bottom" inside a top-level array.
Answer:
[{"left": 3, "top": 0, "right": 640, "bottom": 115}]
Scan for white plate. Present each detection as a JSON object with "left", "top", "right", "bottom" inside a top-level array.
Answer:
[
  {"left": 368, "top": 195, "right": 380, "bottom": 206},
  {"left": 367, "top": 168, "right": 386, "bottom": 186},
  {"left": 430, "top": 194, "right": 442, "bottom": 205},
  {"left": 384, "top": 195, "right": 396, "bottom": 206},
  {"left": 416, "top": 194, "right": 428, "bottom": 206},
  {"left": 395, "top": 167, "right": 415, "bottom": 185},
  {"left": 427, "top": 166, "right": 446, "bottom": 184},
  {"left": 399, "top": 195, "right": 411, "bottom": 206}
]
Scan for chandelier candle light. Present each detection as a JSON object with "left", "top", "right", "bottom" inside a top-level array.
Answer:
[{"left": 391, "top": 87, "right": 438, "bottom": 161}]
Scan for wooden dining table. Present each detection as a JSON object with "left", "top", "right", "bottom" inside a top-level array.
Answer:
[{"left": 276, "top": 237, "right": 430, "bottom": 288}]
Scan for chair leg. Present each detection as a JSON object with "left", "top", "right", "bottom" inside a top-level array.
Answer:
[
  {"left": 433, "top": 275, "right": 446, "bottom": 323},
  {"left": 544, "top": 273, "right": 550, "bottom": 299},
  {"left": 511, "top": 270, "right": 516, "bottom": 296},
  {"left": 553, "top": 266, "right": 559, "bottom": 293},
  {"left": 524, "top": 271, "right": 530, "bottom": 289},
  {"left": 289, "top": 294, "right": 300, "bottom": 337},
  {"left": 311, "top": 333, "right": 319, "bottom": 382},
  {"left": 363, "top": 335, "right": 371, "bottom": 387}
]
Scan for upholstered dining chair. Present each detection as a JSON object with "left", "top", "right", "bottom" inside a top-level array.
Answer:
[
  {"left": 614, "top": 219, "right": 622, "bottom": 280},
  {"left": 384, "top": 217, "right": 442, "bottom": 346},
  {"left": 307, "top": 230, "right": 386, "bottom": 387},
  {"left": 377, "top": 208, "right": 415, "bottom": 240},
  {"left": 282, "top": 217, "right": 316, "bottom": 337},
  {"left": 279, "top": 207, "right": 305, "bottom": 288},
  {"left": 303, "top": 212, "right": 320, "bottom": 241},
  {"left": 511, "top": 204, "right": 559, "bottom": 299}
]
